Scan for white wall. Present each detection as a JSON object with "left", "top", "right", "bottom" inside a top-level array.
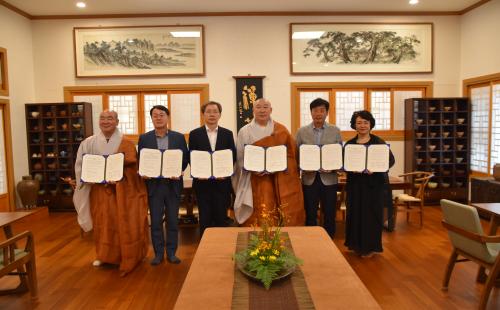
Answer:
[
  {"left": 30, "top": 15, "right": 462, "bottom": 177},
  {"left": 460, "top": 0, "right": 500, "bottom": 81},
  {"left": 0, "top": 6, "right": 36, "bottom": 199},
  {"left": 0, "top": 13, "right": 463, "bottom": 182}
]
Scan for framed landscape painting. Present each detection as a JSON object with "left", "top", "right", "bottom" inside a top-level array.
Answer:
[
  {"left": 290, "top": 23, "right": 433, "bottom": 74},
  {"left": 73, "top": 25, "right": 205, "bottom": 78},
  {"left": 0, "top": 47, "right": 8, "bottom": 96}
]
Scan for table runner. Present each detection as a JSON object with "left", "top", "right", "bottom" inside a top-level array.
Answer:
[{"left": 231, "top": 232, "right": 315, "bottom": 310}]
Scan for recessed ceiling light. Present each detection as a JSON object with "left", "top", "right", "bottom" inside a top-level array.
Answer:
[
  {"left": 292, "top": 31, "right": 325, "bottom": 39},
  {"left": 76, "top": 2, "right": 86, "bottom": 8},
  {"left": 409, "top": 0, "right": 419, "bottom": 5}
]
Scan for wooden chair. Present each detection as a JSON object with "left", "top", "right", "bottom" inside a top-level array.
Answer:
[
  {"left": 0, "top": 230, "right": 38, "bottom": 298},
  {"left": 393, "top": 171, "right": 433, "bottom": 227},
  {"left": 440, "top": 199, "right": 500, "bottom": 310}
]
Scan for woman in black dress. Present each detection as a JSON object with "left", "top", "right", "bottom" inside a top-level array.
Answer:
[{"left": 344, "top": 110, "right": 395, "bottom": 257}]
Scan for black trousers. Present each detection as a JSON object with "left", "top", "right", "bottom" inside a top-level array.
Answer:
[
  {"left": 194, "top": 181, "right": 231, "bottom": 237},
  {"left": 303, "top": 174, "right": 337, "bottom": 238}
]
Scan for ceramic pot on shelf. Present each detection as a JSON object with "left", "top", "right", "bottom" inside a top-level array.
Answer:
[{"left": 16, "top": 175, "right": 39, "bottom": 209}]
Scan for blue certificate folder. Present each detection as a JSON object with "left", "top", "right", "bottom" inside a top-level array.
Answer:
[
  {"left": 81, "top": 153, "right": 124, "bottom": 183},
  {"left": 243, "top": 144, "right": 287, "bottom": 173}
]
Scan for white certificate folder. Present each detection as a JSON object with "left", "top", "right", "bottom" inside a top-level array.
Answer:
[
  {"left": 299, "top": 143, "right": 343, "bottom": 171},
  {"left": 343, "top": 144, "right": 390, "bottom": 173},
  {"left": 190, "top": 149, "right": 234, "bottom": 179},
  {"left": 81, "top": 153, "right": 124, "bottom": 183},
  {"left": 243, "top": 145, "right": 287, "bottom": 173},
  {"left": 138, "top": 148, "right": 183, "bottom": 178}
]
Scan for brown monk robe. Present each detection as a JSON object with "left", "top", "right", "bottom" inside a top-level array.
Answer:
[
  {"left": 244, "top": 122, "right": 305, "bottom": 226},
  {"left": 89, "top": 139, "right": 149, "bottom": 275}
]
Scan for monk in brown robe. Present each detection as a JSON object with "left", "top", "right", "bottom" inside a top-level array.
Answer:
[
  {"left": 233, "top": 99, "right": 305, "bottom": 226},
  {"left": 74, "top": 110, "right": 149, "bottom": 276}
]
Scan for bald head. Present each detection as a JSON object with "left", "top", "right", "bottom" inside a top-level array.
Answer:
[
  {"left": 253, "top": 98, "right": 272, "bottom": 126},
  {"left": 99, "top": 110, "right": 119, "bottom": 138},
  {"left": 100, "top": 110, "right": 118, "bottom": 120}
]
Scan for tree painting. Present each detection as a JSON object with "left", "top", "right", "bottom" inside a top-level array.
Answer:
[
  {"left": 303, "top": 31, "right": 421, "bottom": 65},
  {"left": 83, "top": 37, "right": 195, "bottom": 70}
]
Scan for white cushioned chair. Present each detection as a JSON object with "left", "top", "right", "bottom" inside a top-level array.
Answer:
[{"left": 440, "top": 199, "right": 500, "bottom": 310}]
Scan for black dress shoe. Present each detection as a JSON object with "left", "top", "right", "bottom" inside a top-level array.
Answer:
[
  {"left": 167, "top": 255, "right": 181, "bottom": 264},
  {"left": 150, "top": 256, "right": 163, "bottom": 266}
]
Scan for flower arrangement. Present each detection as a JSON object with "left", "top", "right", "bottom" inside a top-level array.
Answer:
[{"left": 234, "top": 203, "right": 302, "bottom": 289}]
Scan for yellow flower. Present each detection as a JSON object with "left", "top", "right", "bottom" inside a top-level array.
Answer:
[
  {"left": 273, "top": 249, "right": 280, "bottom": 256},
  {"left": 250, "top": 250, "right": 258, "bottom": 257},
  {"left": 259, "top": 256, "right": 266, "bottom": 261},
  {"left": 269, "top": 255, "right": 277, "bottom": 262}
]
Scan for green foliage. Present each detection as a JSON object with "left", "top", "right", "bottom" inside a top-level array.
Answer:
[{"left": 234, "top": 204, "right": 303, "bottom": 290}]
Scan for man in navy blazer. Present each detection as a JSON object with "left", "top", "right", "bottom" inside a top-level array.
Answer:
[
  {"left": 189, "top": 101, "right": 236, "bottom": 237},
  {"left": 138, "top": 105, "right": 189, "bottom": 265}
]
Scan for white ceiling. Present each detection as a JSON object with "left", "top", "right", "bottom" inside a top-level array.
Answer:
[{"left": 4, "top": 0, "right": 482, "bottom": 16}]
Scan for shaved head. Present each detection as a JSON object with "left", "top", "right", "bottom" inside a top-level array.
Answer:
[
  {"left": 99, "top": 110, "right": 119, "bottom": 138},
  {"left": 100, "top": 110, "right": 118, "bottom": 120},
  {"left": 253, "top": 98, "right": 272, "bottom": 125}
]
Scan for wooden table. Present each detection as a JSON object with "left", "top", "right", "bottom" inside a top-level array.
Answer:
[
  {"left": 0, "top": 211, "right": 34, "bottom": 239},
  {"left": 471, "top": 203, "right": 500, "bottom": 284},
  {"left": 174, "top": 227, "right": 380, "bottom": 310},
  {"left": 0, "top": 210, "right": 34, "bottom": 295},
  {"left": 471, "top": 203, "right": 500, "bottom": 235}
]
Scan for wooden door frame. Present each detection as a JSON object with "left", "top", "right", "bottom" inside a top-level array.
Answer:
[{"left": 0, "top": 99, "right": 15, "bottom": 210}]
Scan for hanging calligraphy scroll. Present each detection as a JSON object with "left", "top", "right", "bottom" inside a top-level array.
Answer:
[{"left": 233, "top": 76, "right": 265, "bottom": 132}]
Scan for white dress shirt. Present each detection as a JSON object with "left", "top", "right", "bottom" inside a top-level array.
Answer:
[{"left": 205, "top": 125, "right": 218, "bottom": 151}]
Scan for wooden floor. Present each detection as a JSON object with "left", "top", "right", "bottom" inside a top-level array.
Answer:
[{"left": 0, "top": 206, "right": 499, "bottom": 309}]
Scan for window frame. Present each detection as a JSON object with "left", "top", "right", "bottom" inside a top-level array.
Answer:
[
  {"left": 291, "top": 81, "right": 433, "bottom": 141},
  {"left": 64, "top": 84, "right": 209, "bottom": 142},
  {"left": 463, "top": 72, "right": 500, "bottom": 177}
]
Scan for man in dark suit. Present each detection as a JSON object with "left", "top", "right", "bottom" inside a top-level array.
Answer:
[
  {"left": 189, "top": 101, "right": 236, "bottom": 237},
  {"left": 138, "top": 105, "right": 189, "bottom": 265}
]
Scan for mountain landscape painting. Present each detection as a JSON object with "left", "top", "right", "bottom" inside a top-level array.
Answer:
[{"left": 74, "top": 26, "right": 205, "bottom": 77}]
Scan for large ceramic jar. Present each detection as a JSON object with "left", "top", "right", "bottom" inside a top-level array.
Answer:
[
  {"left": 494, "top": 163, "right": 500, "bottom": 181},
  {"left": 16, "top": 176, "right": 39, "bottom": 208}
]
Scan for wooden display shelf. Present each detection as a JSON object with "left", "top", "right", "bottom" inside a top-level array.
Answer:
[
  {"left": 25, "top": 102, "right": 93, "bottom": 211},
  {"left": 404, "top": 98, "right": 471, "bottom": 205}
]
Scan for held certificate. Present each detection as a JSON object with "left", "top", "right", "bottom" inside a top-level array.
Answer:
[
  {"left": 299, "top": 144, "right": 343, "bottom": 171},
  {"left": 367, "top": 144, "right": 390, "bottom": 172},
  {"left": 190, "top": 149, "right": 234, "bottom": 178},
  {"left": 299, "top": 145, "right": 320, "bottom": 171},
  {"left": 138, "top": 148, "right": 162, "bottom": 178},
  {"left": 343, "top": 144, "right": 367, "bottom": 172},
  {"left": 81, "top": 153, "right": 124, "bottom": 183},
  {"left": 243, "top": 145, "right": 287, "bottom": 173},
  {"left": 343, "top": 144, "right": 390, "bottom": 172},
  {"left": 138, "top": 148, "right": 183, "bottom": 178},
  {"left": 162, "top": 149, "right": 183, "bottom": 178},
  {"left": 321, "top": 143, "right": 343, "bottom": 171}
]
